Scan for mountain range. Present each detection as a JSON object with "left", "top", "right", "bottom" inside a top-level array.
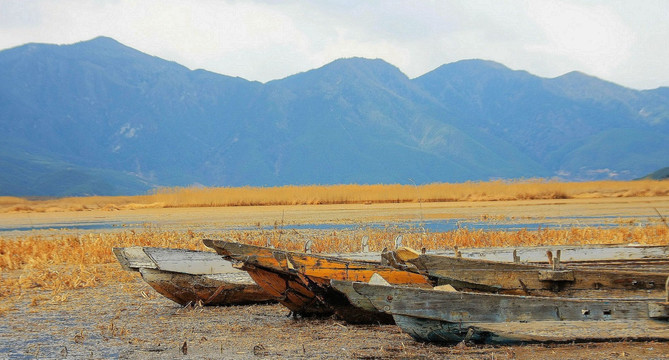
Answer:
[{"left": 1, "top": 37, "right": 667, "bottom": 196}]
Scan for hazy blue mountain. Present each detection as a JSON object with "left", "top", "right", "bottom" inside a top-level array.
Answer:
[
  {"left": 639, "top": 167, "right": 669, "bottom": 180},
  {"left": 0, "top": 37, "right": 263, "bottom": 195},
  {"left": 1, "top": 37, "right": 667, "bottom": 196},
  {"left": 414, "top": 60, "right": 669, "bottom": 179}
]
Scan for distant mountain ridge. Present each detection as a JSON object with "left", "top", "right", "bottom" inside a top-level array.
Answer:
[
  {"left": 1, "top": 37, "right": 667, "bottom": 196},
  {"left": 639, "top": 167, "right": 669, "bottom": 180}
]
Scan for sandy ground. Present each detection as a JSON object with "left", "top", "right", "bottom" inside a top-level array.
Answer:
[{"left": 2, "top": 272, "right": 669, "bottom": 360}]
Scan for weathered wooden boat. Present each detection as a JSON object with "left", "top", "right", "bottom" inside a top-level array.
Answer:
[
  {"left": 261, "top": 238, "right": 669, "bottom": 268},
  {"left": 339, "top": 242, "right": 669, "bottom": 263},
  {"left": 332, "top": 279, "right": 669, "bottom": 344},
  {"left": 422, "top": 243, "right": 669, "bottom": 267},
  {"left": 328, "top": 243, "right": 669, "bottom": 274},
  {"left": 202, "top": 239, "right": 432, "bottom": 323},
  {"left": 113, "top": 247, "right": 274, "bottom": 306},
  {"left": 385, "top": 247, "right": 669, "bottom": 298}
]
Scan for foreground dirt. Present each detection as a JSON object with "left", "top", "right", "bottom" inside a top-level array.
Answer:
[{"left": 1, "top": 271, "right": 668, "bottom": 360}]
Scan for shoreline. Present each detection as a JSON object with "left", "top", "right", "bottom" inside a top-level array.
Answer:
[{"left": 1, "top": 197, "right": 667, "bottom": 238}]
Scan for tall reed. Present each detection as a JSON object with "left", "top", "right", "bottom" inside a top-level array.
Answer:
[{"left": 2, "top": 179, "right": 667, "bottom": 213}]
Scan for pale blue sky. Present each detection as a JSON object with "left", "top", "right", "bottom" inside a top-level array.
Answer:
[{"left": 1, "top": 0, "right": 667, "bottom": 89}]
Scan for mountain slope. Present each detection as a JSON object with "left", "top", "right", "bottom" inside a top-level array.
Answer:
[
  {"left": 0, "top": 38, "right": 667, "bottom": 196},
  {"left": 639, "top": 167, "right": 669, "bottom": 180},
  {"left": 0, "top": 37, "right": 263, "bottom": 194},
  {"left": 414, "top": 60, "right": 669, "bottom": 178}
]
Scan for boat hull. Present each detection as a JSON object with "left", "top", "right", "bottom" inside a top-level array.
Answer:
[
  {"left": 242, "top": 264, "right": 333, "bottom": 316},
  {"left": 113, "top": 246, "right": 274, "bottom": 306},
  {"left": 203, "top": 239, "right": 430, "bottom": 323},
  {"left": 404, "top": 253, "right": 668, "bottom": 298},
  {"left": 344, "top": 281, "right": 669, "bottom": 344},
  {"left": 139, "top": 268, "right": 275, "bottom": 306},
  {"left": 393, "top": 315, "right": 669, "bottom": 344}
]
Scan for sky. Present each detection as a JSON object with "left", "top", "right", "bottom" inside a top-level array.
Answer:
[{"left": 1, "top": 0, "right": 668, "bottom": 90}]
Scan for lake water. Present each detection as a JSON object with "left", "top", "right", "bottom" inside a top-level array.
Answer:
[{"left": 0, "top": 215, "right": 653, "bottom": 235}]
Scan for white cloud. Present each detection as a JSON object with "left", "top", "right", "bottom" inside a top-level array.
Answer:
[
  {"left": 0, "top": 0, "right": 667, "bottom": 89},
  {"left": 524, "top": 1, "right": 635, "bottom": 79}
]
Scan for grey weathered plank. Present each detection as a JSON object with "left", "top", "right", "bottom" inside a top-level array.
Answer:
[
  {"left": 112, "top": 247, "right": 156, "bottom": 271},
  {"left": 346, "top": 281, "right": 669, "bottom": 343},
  {"left": 332, "top": 243, "right": 669, "bottom": 265},
  {"left": 406, "top": 254, "right": 669, "bottom": 298},
  {"left": 142, "top": 247, "right": 239, "bottom": 275},
  {"left": 352, "top": 282, "right": 663, "bottom": 322},
  {"left": 330, "top": 279, "right": 382, "bottom": 314},
  {"left": 439, "top": 244, "right": 669, "bottom": 263}
]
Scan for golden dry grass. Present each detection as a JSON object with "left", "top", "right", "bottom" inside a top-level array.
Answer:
[
  {"left": 1, "top": 179, "right": 667, "bottom": 213},
  {"left": 0, "top": 230, "right": 202, "bottom": 299},
  {"left": 2, "top": 225, "right": 667, "bottom": 299}
]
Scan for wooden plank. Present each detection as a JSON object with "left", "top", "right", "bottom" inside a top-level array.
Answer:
[
  {"left": 348, "top": 282, "right": 669, "bottom": 343},
  {"left": 284, "top": 252, "right": 431, "bottom": 286},
  {"left": 322, "top": 244, "right": 669, "bottom": 264},
  {"left": 311, "top": 278, "right": 394, "bottom": 324},
  {"left": 330, "top": 279, "right": 381, "bottom": 314},
  {"left": 143, "top": 247, "right": 238, "bottom": 275},
  {"left": 112, "top": 247, "right": 156, "bottom": 271},
  {"left": 433, "top": 244, "right": 669, "bottom": 263},
  {"left": 649, "top": 302, "right": 669, "bottom": 319},
  {"left": 204, "top": 240, "right": 285, "bottom": 269},
  {"left": 351, "top": 282, "right": 664, "bottom": 322},
  {"left": 537, "top": 270, "right": 574, "bottom": 281},
  {"left": 408, "top": 254, "right": 669, "bottom": 298}
]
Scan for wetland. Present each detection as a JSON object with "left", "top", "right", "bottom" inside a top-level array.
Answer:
[{"left": 1, "top": 196, "right": 668, "bottom": 359}]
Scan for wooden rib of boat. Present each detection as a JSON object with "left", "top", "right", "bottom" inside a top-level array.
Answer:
[
  {"left": 112, "top": 247, "right": 274, "bottom": 306},
  {"left": 332, "top": 280, "right": 669, "bottom": 344},
  {"left": 202, "top": 239, "right": 432, "bottom": 323},
  {"left": 387, "top": 247, "right": 669, "bottom": 298}
]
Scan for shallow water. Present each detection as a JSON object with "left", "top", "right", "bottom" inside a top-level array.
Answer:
[
  {"left": 242, "top": 215, "right": 653, "bottom": 233},
  {"left": 0, "top": 221, "right": 135, "bottom": 233},
  {"left": 0, "top": 215, "right": 654, "bottom": 237}
]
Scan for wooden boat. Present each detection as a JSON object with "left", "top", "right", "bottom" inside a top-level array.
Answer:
[
  {"left": 112, "top": 247, "right": 274, "bottom": 306},
  {"left": 420, "top": 243, "right": 669, "bottom": 268},
  {"left": 334, "top": 243, "right": 669, "bottom": 267},
  {"left": 202, "top": 239, "right": 432, "bottom": 323},
  {"left": 332, "top": 279, "right": 669, "bottom": 344},
  {"left": 386, "top": 247, "right": 669, "bottom": 298}
]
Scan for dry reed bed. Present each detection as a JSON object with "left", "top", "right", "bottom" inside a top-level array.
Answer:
[
  {"left": 1, "top": 225, "right": 667, "bottom": 301},
  {"left": 2, "top": 179, "right": 668, "bottom": 213}
]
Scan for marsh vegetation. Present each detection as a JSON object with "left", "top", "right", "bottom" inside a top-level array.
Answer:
[{"left": 1, "top": 179, "right": 667, "bottom": 213}]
